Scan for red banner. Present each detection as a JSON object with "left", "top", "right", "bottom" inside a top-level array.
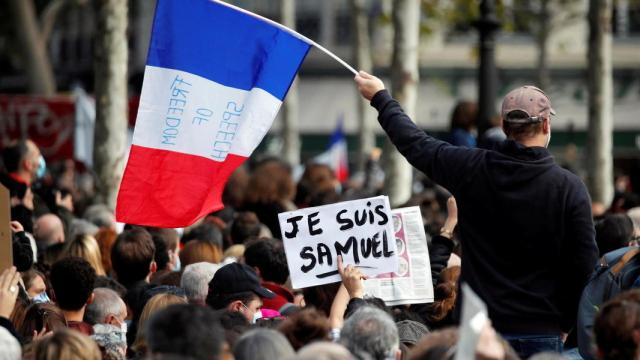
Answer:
[{"left": 0, "top": 95, "right": 75, "bottom": 162}]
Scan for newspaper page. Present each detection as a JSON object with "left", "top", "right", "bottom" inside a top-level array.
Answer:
[{"left": 363, "top": 206, "right": 434, "bottom": 305}]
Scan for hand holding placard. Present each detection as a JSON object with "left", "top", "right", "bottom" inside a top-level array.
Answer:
[{"left": 337, "top": 255, "right": 367, "bottom": 299}]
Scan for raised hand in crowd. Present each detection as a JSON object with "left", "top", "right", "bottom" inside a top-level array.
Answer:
[
  {"left": 354, "top": 71, "right": 385, "bottom": 101},
  {"left": 337, "top": 255, "right": 367, "bottom": 299},
  {"left": 55, "top": 190, "right": 74, "bottom": 213},
  {"left": 0, "top": 267, "right": 21, "bottom": 319},
  {"left": 9, "top": 221, "right": 23, "bottom": 233}
]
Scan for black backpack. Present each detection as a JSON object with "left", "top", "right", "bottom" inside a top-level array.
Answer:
[{"left": 577, "top": 246, "right": 640, "bottom": 360}]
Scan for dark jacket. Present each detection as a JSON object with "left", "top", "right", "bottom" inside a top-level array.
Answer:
[{"left": 371, "top": 90, "right": 598, "bottom": 334}]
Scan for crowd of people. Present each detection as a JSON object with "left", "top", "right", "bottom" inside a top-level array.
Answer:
[{"left": 0, "top": 74, "right": 639, "bottom": 360}]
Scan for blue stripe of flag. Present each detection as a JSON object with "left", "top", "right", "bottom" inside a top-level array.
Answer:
[{"left": 147, "top": 0, "right": 311, "bottom": 101}]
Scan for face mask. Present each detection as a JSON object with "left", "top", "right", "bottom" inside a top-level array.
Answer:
[
  {"left": 33, "top": 291, "right": 51, "bottom": 304},
  {"left": 173, "top": 254, "right": 181, "bottom": 272},
  {"left": 117, "top": 319, "right": 128, "bottom": 334},
  {"left": 252, "top": 309, "right": 263, "bottom": 324},
  {"left": 36, "top": 155, "right": 46, "bottom": 179}
]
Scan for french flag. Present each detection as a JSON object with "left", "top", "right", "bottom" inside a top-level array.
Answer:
[
  {"left": 314, "top": 118, "right": 349, "bottom": 183},
  {"left": 116, "top": 0, "right": 310, "bottom": 227}
]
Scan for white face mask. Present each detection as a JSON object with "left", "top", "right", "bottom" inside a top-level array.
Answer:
[
  {"left": 173, "top": 254, "right": 181, "bottom": 272},
  {"left": 252, "top": 309, "right": 263, "bottom": 324},
  {"left": 32, "top": 292, "right": 51, "bottom": 304}
]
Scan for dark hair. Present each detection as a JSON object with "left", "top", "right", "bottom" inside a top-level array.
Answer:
[
  {"left": 146, "top": 304, "right": 225, "bottom": 360},
  {"left": 502, "top": 110, "right": 544, "bottom": 140},
  {"left": 151, "top": 235, "right": 170, "bottom": 271},
  {"left": 302, "top": 283, "right": 341, "bottom": 317},
  {"left": 2, "top": 140, "right": 30, "bottom": 173},
  {"left": 596, "top": 214, "right": 635, "bottom": 256},
  {"left": 111, "top": 228, "right": 155, "bottom": 288},
  {"left": 182, "top": 223, "right": 223, "bottom": 248},
  {"left": 230, "top": 212, "right": 262, "bottom": 245},
  {"left": 450, "top": 101, "right": 478, "bottom": 131},
  {"left": 244, "top": 238, "right": 289, "bottom": 284},
  {"left": 215, "top": 310, "right": 250, "bottom": 348},
  {"left": 594, "top": 290, "right": 640, "bottom": 360},
  {"left": 277, "top": 308, "right": 330, "bottom": 350},
  {"left": 146, "top": 227, "right": 179, "bottom": 251},
  {"left": 50, "top": 257, "right": 97, "bottom": 311},
  {"left": 17, "top": 303, "right": 67, "bottom": 342},
  {"left": 206, "top": 290, "right": 256, "bottom": 311},
  {"left": 93, "top": 276, "right": 127, "bottom": 298}
]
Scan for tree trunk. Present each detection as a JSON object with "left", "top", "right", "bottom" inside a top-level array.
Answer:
[
  {"left": 7, "top": 0, "right": 56, "bottom": 95},
  {"left": 351, "top": 0, "right": 376, "bottom": 172},
  {"left": 586, "top": 0, "right": 613, "bottom": 207},
  {"left": 93, "top": 0, "right": 128, "bottom": 210},
  {"left": 382, "top": 0, "right": 420, "bottom": 207},
  {"left": 536, "top": 0, "right": 551, "bottom": 91},
  {"left": 281, "top": 0, "right": 300, "bottom": 166}
]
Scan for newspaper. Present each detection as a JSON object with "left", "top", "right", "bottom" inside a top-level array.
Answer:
[{"left": 363, "top": 206, "right": 434, "bottom": 305}]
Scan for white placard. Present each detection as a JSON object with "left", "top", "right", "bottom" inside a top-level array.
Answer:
[{"left": 279, "top": 196, "right": 398, "bottom": 289}]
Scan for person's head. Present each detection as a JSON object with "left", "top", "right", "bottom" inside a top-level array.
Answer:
[
  {"left": 180, "top": 262, "right": 221, "bottom": 305},
  {"left": 595, "top": 214, "right": 635, "bottom": 256},
  {"left": 151, "top": 234, "right": 170, "bottom": 272},
  {"left": 245, "top": 160, "right": 295, "bottom": 204},
  {"left": 594, "top": 290, "right": 640, "bottom": 360},
  {"left": 230, "top": 212, "right": 262, "bottom": 245},
  {"left": 501, "top": 85, "right": 554, "bottom": 146},
  {"left": 50, "top": 257, "right": 96, "bottom": 312},
  {"left": 277, "top": 307, "right": 330, "bottom": 350},
  {"left": 17, "top": 303, "right": 67, "bottom": 342},
  {"left": 69, "top": 218, "right": 100, "bottom": 239},
  {"left": 147, "top": 227, "right": 180, "bottom": 271},
  {"left": 34, "top": 214, "right": 65, "bottom": 248},
  {"left": 82, "top": 204, "right": 116, "bottom": 231},
  {"left": 110, "top": 228, "right": 156, "bottom": 288},
  {"left": 132, "top": 293, "right": 188, "bottom": 355},
  {"left": 450, "top": 100, "right": 478, "bottom": 131},
  {"left": 233, "top": 328, "right": 295, "bottom": 360},
  {"left": 296, "top": 342, "right": 356, "bottom": 360},
  {"left": 180, "top": 239, "right": 223, "bottom": 267},
  {"left": 302, "top": 282, "right": 341, "bottom": 317},
  {"left": 425, "top": 266, "right": 460, "bottom": 323},
  {"left": 340, "top": 306, "right": 400, "bottom": 360},
  {"left": 64, "top": 234, "right": 106, "bottom": 276},
  {"left": 146, "top": 304, "right": 225, "bottom": 360},
  {"left": 22, "top": 269, "right": 47, "bottom": 300},
  {"left": 2, "top": 139, "right": 41, "bottom": 182},
  {"left": 94, "top": 228, "right": 117, "bottom": 275},
  {"left": 84, "top": 288, "right": 127, "bottom": 327},
  {"left": 206, "top": 262, "right": 275, "bottom": 322},
  {"left": 244, "top": 238, "right": 289, "bottom": 285},
  {"left": 32, "top": 328, "right": 101, "bottom": 360}
]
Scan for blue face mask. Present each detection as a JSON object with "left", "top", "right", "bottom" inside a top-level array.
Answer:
[
  {"left": 33, "top": 291, "right": 51, "bottom": 304},
  {"left": 36, "top": 155, "right": 46, "bottom": 179}
]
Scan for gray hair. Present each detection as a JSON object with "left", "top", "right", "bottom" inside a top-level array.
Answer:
[
  {"left": 234, "top": 328, "right": 295, "bottom": 360},
  {"left": 340, "top": 306, "right": 399, "bottom": 360},
  {"left": 85, "top": 288, "right": 125, "bottom": 325},
  {"left": 180, "top": 262, "right": 221, "bottom": 304},
  {"left": 69, "top": 218, "right": 99, "bottom": 238},
  {"left": 83, "top": 204, "right": 115, "bottom": 229},
  {"left": 296, "top": 342, "right": 355, "bottom": 360}
]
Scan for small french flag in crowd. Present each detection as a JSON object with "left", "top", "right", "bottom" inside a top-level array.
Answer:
[
  {"left": 116, "top": 0, "right": 311, "bottom": 227},
  {"left": 314, "top": 117, "right": 350, "bottom": 183}
]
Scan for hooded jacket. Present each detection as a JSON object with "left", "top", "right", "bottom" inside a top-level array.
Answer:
[{"left": 372, "top": 90, "right": 598, "bottom": 334}]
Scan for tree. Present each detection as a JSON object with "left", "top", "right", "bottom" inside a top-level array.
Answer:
[
  {"left": 382, "top": 0, "right": 420, "bottom": 206},
  {"left": 6, "top": 0, "right": 56, "bottom": 95},
  {"left": 281, "top": 0, "right": 301, "bottom": 166},
  {"left": 586, "top": 0, "right": 613, "bottom": 207},
  {"left": 93, "top": 0, "right": 128, "bottom": 209},
  {"left": 351, "top": 0, "right": 376, "bottom": 172}
]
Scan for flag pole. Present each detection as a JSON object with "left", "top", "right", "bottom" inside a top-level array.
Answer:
[{"left": 213, "top": 0, "right": 359, "bottom": 76}]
